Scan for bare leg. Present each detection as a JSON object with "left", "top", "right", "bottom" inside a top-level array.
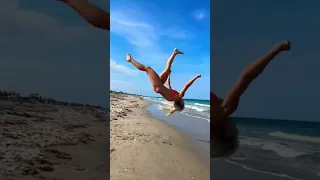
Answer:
[
  {"left": 126, "top": 54, "right": 164, "bottom": 93},
  {"left": 57, "top": 0, "right": 110, "bottom": 30},
  {"left": 243, "top": 40, "right": 290, "bottom": 80},
  {"left": 159, "top": 48, "right": 184, "bottom": 84},
  {"left": 222, "top": 40, "right": 291, "bottom": 114}
]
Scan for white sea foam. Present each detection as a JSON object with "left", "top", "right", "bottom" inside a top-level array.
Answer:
[
  {"left": 230, "top": 157, "right": 246, "bottom": 161},
  {"left": 185, "top": 104, "right": 207, "bottom": 112},
  {"left": 194, "top": 103, "right": 210, "bottom": 107},
  {"left": 157, "top": 104, "right": 210, "bottom": 122},
  {"left": 180, "top": 112, "right": 210, "bottom": 122},
  {"left": 146, "top": 97, "right": 209, "bottom": 112},
  {"left": 146, "top": 97, "right": 210, "bottom": 123},
  {"left": 225, "top": 160, "right": 302, "bottom": 180},
  {"left": 269, "top": 131, "right": 320, "bottom": 144},
  {"left": 239, "top": 136, "right": 308, "bottom": 158}
]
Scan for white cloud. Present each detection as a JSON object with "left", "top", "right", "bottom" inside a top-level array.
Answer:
[
  {"left": 192, "top": 10, "right": 208, "bottom": 21},
  {"left": 111, "top": 80, "right": 133, "bottom": 86},
  {"left": 160, "top": 27, "right": 194, "bottom": 39},
  {"left": 110, "top": 6, "right": 192, "bottom": 67},
  {"left": 110, "top": 80, "right": 133, "bottom": 91},
  {"left": 110, "top": 59, "right": 139, "bottom": 75},
  {"left": 110, "top": 10, "right": 158, "bottom": 48},
  {"left": 111, "top": 9, "right": 192, "bottom": 45}
]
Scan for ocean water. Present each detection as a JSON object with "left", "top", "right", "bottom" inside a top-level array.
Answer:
[
  {"left": 144, "top": 96, "right": 211, "bottom": 166},
  {"left": 143, "top": 96, "right": 210, "bottom": 122},
  {"left": 143, "top": 96, "right": 320, "bottom": 179},
  {"left": 224, "top": 117, "right": 320, "bottom": 180}
]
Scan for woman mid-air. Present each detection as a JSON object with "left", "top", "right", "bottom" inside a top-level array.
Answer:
[
  {"left": 126, "top": 48, "right": 201, "bottom": 116},
  {"left": 211, "top": 40, "right": 291, "bottom": 158}
]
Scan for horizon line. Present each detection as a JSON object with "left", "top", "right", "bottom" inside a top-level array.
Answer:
[{"left": 110, "top": 90, "right": 210, "bottom": 101}]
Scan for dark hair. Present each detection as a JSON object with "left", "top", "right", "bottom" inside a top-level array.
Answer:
[
  {"left": 211, "top": 97, "right": 224, "bottom": 118},
  {"left": 174, "top": 100, "right": 185, "bottom": 111},
  {"left": 211, "top": 120, "right": 239, "bottom": 158}
]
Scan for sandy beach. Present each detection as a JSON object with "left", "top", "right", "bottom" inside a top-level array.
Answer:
[
  {"left": 110, "top": 92, "right": 209, "bottom": 180},
  {"left": 0, "top": 92, "right": 109, "bottom": 180}
]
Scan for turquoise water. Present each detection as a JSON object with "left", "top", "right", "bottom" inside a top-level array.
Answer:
[
  {"left": 225, "top": 117, "right": 320, "bottom": 180},
  {"left": 183, "top": 98, "right": 210, "bottom": 106},
  {"left": 144, "top": 96, "right": 210, "bottom": 122},
  {"left": 234, "top": 117, "right": 320, "bottom": 137},
  {"left": 145, "top": 98, "right": 210, "bottom": 166}
]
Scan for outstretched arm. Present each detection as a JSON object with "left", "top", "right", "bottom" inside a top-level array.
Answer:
[
  {"left": 179, "top": 74, "right": 201, "bottom": 98},
  {"left": 220, "top": 76, "right": 245, "bottom": 116},
  {"left": 58, "top": 0, "right": 110, "bottom": 30},
  {"left": 166, "top": 73, "right": 172, "bottom": 90}
]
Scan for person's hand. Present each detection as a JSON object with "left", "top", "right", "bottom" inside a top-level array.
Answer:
[{"left": 196, "top": 74, "right": 201, "bottom": 78}]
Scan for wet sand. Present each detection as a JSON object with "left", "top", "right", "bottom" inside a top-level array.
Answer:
[
  {"left": 211, "top": 160, "right": 300, "bottom": 180},
  {"left": 110, "top": 92, "right": 209, "bottom": 180}
]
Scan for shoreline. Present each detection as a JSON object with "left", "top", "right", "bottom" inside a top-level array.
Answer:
[
  {"left": 144, "top": 100, "right": 209, "bottom": 167},
  {"left": 110, "top": 92, "right": 209, "bottom": 180},
  {"left": 145, "top": 101, "right": 210, "bottom": 167}
]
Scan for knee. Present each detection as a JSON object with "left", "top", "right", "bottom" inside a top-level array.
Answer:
[
  {"left": 144, "top": 66, "right": 153, "bottom": 72},
  {"left": 153, "top": 86, "right": 161, "bottom": 93}
]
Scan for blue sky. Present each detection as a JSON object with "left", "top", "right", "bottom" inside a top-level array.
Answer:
[
  {"left": 110, "top": 0, "right": 210, "bottom": 100},
  {"left": 212, "top": 0, "right": 320, "bottom": 121},
  {"left": 0, "top": 0, "right": 109, "bottom": 107}
]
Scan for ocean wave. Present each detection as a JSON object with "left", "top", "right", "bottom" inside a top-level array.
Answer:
[
  {"left": 230, "top": 157, "right": 246, "bottom": 161},
  {"left": 146, "top": 98, "right": 172, "bottom": 106},
  {"left": 145, "top": 97, "right": 209, "bottom": 112},
  {"left": 239, "top": 136, "right": 308, "bottom": 158},
  {"left": 259, "top": 142, "right": 308, "bottom": 158},
  {"left": 295, "top": 153, "right": 320, "bottom": 163},
  {"left": 224, "top": 160, "right": 302, "bottom": 180},
  {"left": 269, "top": 131, "right": 320, "bottom": 144},
  {"left": 180, "top": 112, "right": 210, "bottom": 122},
  {"left": 184, "top": 104, "right": 208, "bottom": 112},
  {"left": 157, "top": 105, "right": 210, "bottom": 122},
  {"left": 194, "top": 103, "right": 210, "bottom": 107}
]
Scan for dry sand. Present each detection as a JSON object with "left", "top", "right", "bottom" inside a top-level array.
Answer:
[
  {"left": 110, "top": 93, "right": 209, "bottom": 180},
  {"left": 0, "top": 92, "right": 209, "bottom": 180},
  {"left": 0, "top": 99, "right": 109, "bottom": 180}
]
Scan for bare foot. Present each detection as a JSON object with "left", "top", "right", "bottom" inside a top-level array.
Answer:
[
  {"left": 196, "top": 74, "right": 201, "bottom": 78},
  {"left": 126, "top": 53, "right": 132, "bottom": 62},
  {"left": 174, "top": 48, "right": 184, "bottom": 55},
  {"left": 278, "top": 40, "right": 291, "bottom": 51}
]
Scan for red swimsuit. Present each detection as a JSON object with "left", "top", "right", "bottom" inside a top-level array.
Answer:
[
  {"left": 211, "top": 92, "right": 218, "bottom": 102},
  {"left": 167, "top": 89, "right": 179, "bottom": 101}
]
